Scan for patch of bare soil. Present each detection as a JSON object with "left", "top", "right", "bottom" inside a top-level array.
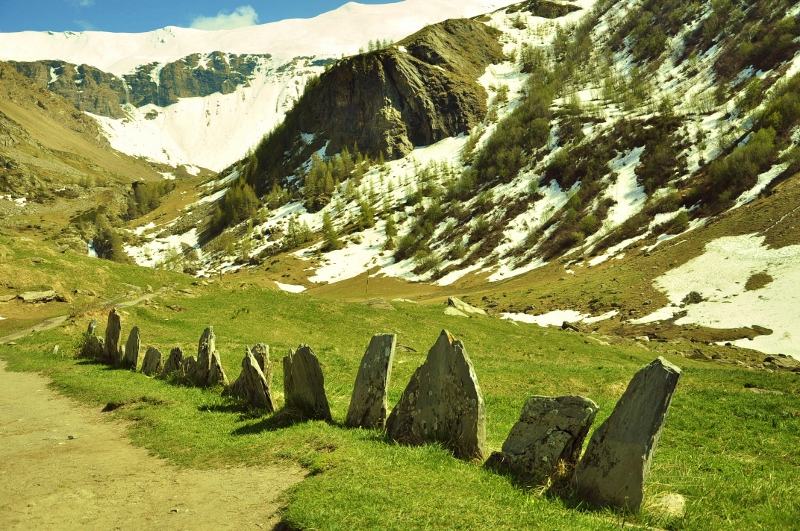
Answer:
[{"left": 0, "top": 361, "right": 304, "bottom": 530}]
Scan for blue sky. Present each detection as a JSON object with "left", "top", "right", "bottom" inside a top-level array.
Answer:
[{"left": 0, "top": 1, "right": 393, "bottom": 33}]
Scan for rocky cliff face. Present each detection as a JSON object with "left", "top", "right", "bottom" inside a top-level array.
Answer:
[
  {"left": 10, "top": 52, "right": 275, "bottom": 118},
  {"left": 292, "top": 18, "right": 504, "bottom": 159}
]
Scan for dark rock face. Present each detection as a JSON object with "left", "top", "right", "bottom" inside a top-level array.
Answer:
[
  {"left": 141, "top": 347, "right": 163, "bottom": 376},
  {"left": 486, "top": 396, "right": 598, "bottom": 483},
  {"left": 9, "top": 52, "right": 270, "bottom": 118},
  {"left": 292, "top": 18, "right": 504, "bottom": 159},
  {"left": 229, "top": 347, "right": 276, "bottom": 411},
  {"left": 283, "top": 345, "right": 332, "bottom": 421},
  {"left": 104, "top": 309, "right": 122, "bottom": 365},
  {"left": 386, "top": 330, "right": 486, "bottom": 460},
  {"left": 574, "top": 357, "right": 682, "bottom": 512},
  {"left": 507, "top": 0, "right": 583, "bottom": 19},
  {"left": 346, "top": 334, "right": 396, "bottom": 429}
]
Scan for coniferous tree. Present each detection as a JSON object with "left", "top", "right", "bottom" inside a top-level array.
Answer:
[{"left": 321, "top": 211, "right": 342, "bottom": 251}]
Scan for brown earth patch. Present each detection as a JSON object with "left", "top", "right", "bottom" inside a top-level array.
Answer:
[{"left": 0, "top": 361, "right": 304, "bottom": 530}]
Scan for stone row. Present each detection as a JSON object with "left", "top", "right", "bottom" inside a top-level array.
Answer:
[{"left": 84, "top": 310, "right": 681, "bottom": 512}]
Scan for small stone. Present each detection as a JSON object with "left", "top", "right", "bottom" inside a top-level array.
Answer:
[
  {"left": 682, "top": 291, "right": 703, "bottom": 305},
  {"left": 485, "top": 396, "right": 598, "bottom": 483},
  {"left": 141, "top": 347, "right": 164, "bottom": 376},
  {"left": 87, "top": 319, "right": 98, "bottom": 335},
  {"left": 122, "top": 327, "right": 141, "bottom": 370},
  {"left": 51, "top": 345, "right": 59, "bottom": 355},
  {"left": 359, "top": 298, "right": 396, "bottom": 311},
  {"left": 652, "top": 493, "right": 686, "bottom": 518},
  {"left": 346, "top": 334, "right": 396, "bottom": 429},
  {"left": 283, "top": 345, "right": 332, "bottom": 421},
  {"left": 575, "top": 357, "right": 682, "bottom": 512},
  {"left": 386, "top": 330, "right": 486, "bottom": 460}
]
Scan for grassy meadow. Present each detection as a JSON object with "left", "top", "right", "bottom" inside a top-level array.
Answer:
[{"left": 1, "top": 240, "right": 799, "bottom": 530}]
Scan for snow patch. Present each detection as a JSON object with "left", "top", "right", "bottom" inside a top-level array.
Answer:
[
  {"left": 275, "top": 282, "right": 307, "bottom": 293},
  {"left": 634, "top": 234, "right": 800, "bottom": 358}
]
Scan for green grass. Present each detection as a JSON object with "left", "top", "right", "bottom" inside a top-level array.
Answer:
[{"left": 1, "top": 279, "right": 799, "bottom": 530}]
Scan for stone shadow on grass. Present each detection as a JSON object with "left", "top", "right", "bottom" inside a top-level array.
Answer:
[{"left": 231, "top": 407, "right": 317, "bottom": 435}]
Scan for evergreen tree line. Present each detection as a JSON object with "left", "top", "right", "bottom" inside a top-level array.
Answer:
[{"left": 126, "top": 180, "right": 176, "bottom": 220}]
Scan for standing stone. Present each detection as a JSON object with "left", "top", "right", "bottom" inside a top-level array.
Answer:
[
  {"left": 386, "top": 330, "right": 486, "bottom": 460},
  {"left": 122, "top": 327, "right": 141, "bottom": 370},
  {"left": 574, "top": 357, "right": 682, "bottom": 512},
  {"left": 251, "top": 343, "right": 272, "bottom": 387},
  {"left": 283, "top": 345, "right": 332, "bottom": 421},
  {"left": 485, "top": 396, "right": 599, "bottom": 483},
  {"left": 87, "top": 319, "right": 98, "bottom": 335},
  {"left": 162, "top": 347, "right": 184, "bottom": 377},
  {"left": 141, "top": 347, "right": 163, "bottom": 376},
  {"left": 208, "top": 350, "right": 229, "bottom": 386},
  {"left": 230, "top": 347, "right": 275, "bottom": 411},
  {"left": 81, "top": 336, "right": 104, "bottom": 360},
  {"left": 188, "top": 327, "right": 215, "bottom": 385},
  {"left": 182, "top": 356, "right": 198, "bottom": 380},
  {"left": 104, "top": 309, "right": 122, "bottom": 365},
  {"left": 346, "top": 334, "right": 396, "bottom": 429}
]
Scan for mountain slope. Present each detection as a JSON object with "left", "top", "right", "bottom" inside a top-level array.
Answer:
[{"left": 0, "top": 0, "right": 520, "bottom": 171}]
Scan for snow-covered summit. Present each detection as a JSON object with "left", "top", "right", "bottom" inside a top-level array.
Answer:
[{"left": 0, "top": 0, "right": 517, "bottom": 76}]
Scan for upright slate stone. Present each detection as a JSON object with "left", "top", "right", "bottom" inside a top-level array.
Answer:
[
  {"left": 162, "top": 347, "right": 184, "bottom": 377},
  {"left": 81, "top": 335, "right": 104, "bottom": 360},
  {"left": 208, "top": 350, "right": 229, "bottom": 386},
  {"left": 346, "top": 334, "right": 396, "bottom": 429},
  {"left": 104, "top": 309, "right": 122, "bottom": 365},
  {"left": 283, "top": 345, "right": 332, "bottom": 421},
  {"left": 251, "top": 343, "right": 272, "bottom": 388},
  {"left": 141, "top": 347, "right": 163, "bottom": 376},
  {"left": 574, "top": 357, "right": 682, "bottom": 512},
  {"left": 230, "top": 347, "right": 276, "bottom": 411},
  {"left": 486, "top": 396, "right": 598, "bottom": 483},
  {"left": 87, "top": 319, "right": 98, "bottom": 335},
  {"left": 187, "top": 327, "right": 217, "bottom": 385},
  {"left": 122, "top": 326, "right": 141, "bottom": 370},
  {"left": 386, "top": 330, "right": 486, "bottom": 460}
]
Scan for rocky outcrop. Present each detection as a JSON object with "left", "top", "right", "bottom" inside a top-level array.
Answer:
[
  {"left": 10, "top": 52, "right": 271, "bottom": 119},
  {"left": 104, "top": 309, "right": 122, "bottom": 365},
  {"left": 486, "top": 396, "right": 598, "bottom": 483},
  {"left": 574, "top": 357, "right": 682, "bottom": 512},
  {"left": 283, "top": 345, "right": 332, "bottom": 421},
  {"left": 447, "top": 297, "right": 486, "bottom": 316},
  {"left": 346, "top": 334, "right": 396, "bottom": 429},
  {"left": 141, "top": 347, "right": 163, "bottom": 376},
  {"left": 386, "top": 330, "right": 486, "bottom": 460},
  {"left": 18, "top": 290, "right": 67, "bottom": 303},
  {"left": 122, "top": 326, "right": 141, "bottom": 370},
  {"left": 229, "top": 347, "right": 276, "bottom": 411},
  {"left": 287, "top": 18, "right": 503, "bottom": 160}
]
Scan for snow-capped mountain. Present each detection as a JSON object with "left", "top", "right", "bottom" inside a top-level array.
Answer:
[{"left": 0, "top": 0, "right": 519, "bottom": 170}]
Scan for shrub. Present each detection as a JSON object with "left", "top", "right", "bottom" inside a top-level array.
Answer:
[{"left": 92, "top": 215, "right": 128, "bottom": 263}]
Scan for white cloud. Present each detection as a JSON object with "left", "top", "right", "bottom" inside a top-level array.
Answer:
[
  {"left": 68, "top": 0, "right": 95, "bottom": 7},
  {"left": 190, "top": 6, "right": 259, "bottom": 30},
  {"left": 74, "top": 19, "right": 96, "bottom": 31}
]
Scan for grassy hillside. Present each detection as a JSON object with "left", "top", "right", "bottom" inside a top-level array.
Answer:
[{"left": 0, "top": 234, "right": 797, "bottom": 530}]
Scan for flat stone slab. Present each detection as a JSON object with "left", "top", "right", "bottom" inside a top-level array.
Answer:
[
  {"left": 574, "top": 357, "right": 682, "bottom": 512},
  {"left": 19, "top": 290, "right": 65, "bottom": 303},
  {"left": 486, "top": 395, "right": 598, "bottom": 483},
  {"left": 346, "top": 334, "right": 396, "bottom": 429},
  {"left": 386, "top": 330, "right": 486, "bottom": 460},
  {"left": 447, "top": 297, "right": 486, "bottom": 316},
  {"left": 283, "top": 345, "right": 331, "bottom": 421}
]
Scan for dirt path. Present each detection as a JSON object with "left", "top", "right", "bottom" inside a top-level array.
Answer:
[{"left": 0, "top": 361, "right": 304, "bottom": 530}]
